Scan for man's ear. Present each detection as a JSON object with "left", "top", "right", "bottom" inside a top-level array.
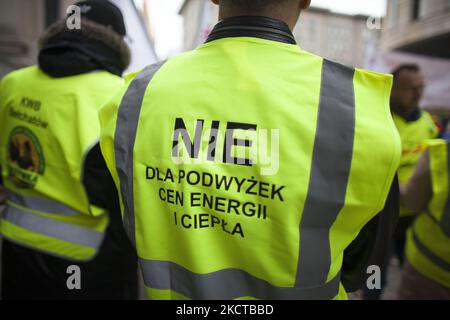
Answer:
[
  {"left": 300, "top": 0, "right": 311, "bottom": 10},
  {"left": 211, "top": 0, "right": 219, "bottom": 5}
]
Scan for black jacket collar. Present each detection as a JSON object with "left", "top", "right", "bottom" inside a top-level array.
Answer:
[
  {"left": 394, "top": 108, "right": 422, "bottom": 123},
  {"left": 405, "top": 108, "right": 422, "bottom": 122},
  {"left": 206, "top": 16, "right": 296, "bottom": 45}
]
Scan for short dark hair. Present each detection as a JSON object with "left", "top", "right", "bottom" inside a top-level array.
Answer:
[
  {"left": 392, "top": 64, "right": 421, "bottom": 82},
  {"left": 228, "top": 0, "right": 290, "bottom": 10}
]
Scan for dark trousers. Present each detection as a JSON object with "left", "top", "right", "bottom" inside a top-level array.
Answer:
[{"left": 1, "top": 214, "right": 138, "bottom": 300}]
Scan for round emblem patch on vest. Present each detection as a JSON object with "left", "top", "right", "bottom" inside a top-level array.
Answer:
[{"left": 7, "top": 126, "right": 45, "bottom": 189}]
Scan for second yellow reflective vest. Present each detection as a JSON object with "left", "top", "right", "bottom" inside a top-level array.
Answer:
[
  {"left": 393, "top": 112, "right": 439, "bottom": 217},
  {"left": 406, "top": 140, "right": 450, "bottom": 288},
  {"left": 99, "top": 37, "right": 401, "bottom": 299},
  {"left": 0, "top": 66, "right": 125, "bottom": 261}
]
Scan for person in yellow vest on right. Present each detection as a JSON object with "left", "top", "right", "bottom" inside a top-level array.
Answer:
[
  {"left": 363, "top": 64, "right": 439, "bottom": 300},
  {"left": 399, "top": 140, "right": 450, "bottom": 299},
  {"left": 96, "top": 0, "right": 401, "bottom": 300},
  {"left": 391, "top": 64, "right": 439, "bottom": 264}
]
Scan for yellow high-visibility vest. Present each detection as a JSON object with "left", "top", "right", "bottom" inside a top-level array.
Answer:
[
  {"left": 100, "top": 37, "right": 400, "bottom": 299},
  {"left": 393, "top": 112, "right": 438, "bottom": 216},
  {"left": 406, "top": 139, "right": 450, "bottom": 288},
  {"left": 0, "top": 66, "right": 125, "bottom": 261}
]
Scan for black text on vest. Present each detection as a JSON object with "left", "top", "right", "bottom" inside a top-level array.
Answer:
[{"left": 172, "top": 118, "right": 257, "bottom": 166}]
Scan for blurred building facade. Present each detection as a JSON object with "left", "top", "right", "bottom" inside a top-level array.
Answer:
[
  {"left": 179, "top": 0, "right": 218, "bottom": 51},
  {"left": 0, "top": 0, "right": 45, "bottom": 76},
  {"left": 0, "top": 0, "right": 157, "bottom": 77},
  {"left": 293, "top": 7, "right": 376, "bottom": 67},
  {"left": 179, "top": 0, "right": 380, "bottom": 68},
  {"left": 381, "top": 0, "right": 450, "bottom": 58}
]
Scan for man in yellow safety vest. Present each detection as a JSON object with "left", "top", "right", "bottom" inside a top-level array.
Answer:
[{"left": 95, "top": 0, "right": 401, "bottom": 300}]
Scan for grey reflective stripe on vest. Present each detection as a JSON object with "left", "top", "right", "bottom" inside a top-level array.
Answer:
[
  {"left": 139, "top": 259, "right": 341, "bottom": 300},
  {"left": 2, "top": 205, "right": 104, "bottom": 248},
  {"left": 6, "top": 189, "right": 79, "bottom": 216},
  {"left": 425, "top": 209, "right": 441, "bottom": 225},
  {"left": 440, "top": 143, "right": 450, "bottom": 237},
  {"left": 412, "top": 231, "right": 450, "bottom": 272},
  {"left": 297, "top": 59, "right": 356, "bottom": 287},
  {"left": 114, "top": 61, "right": 166, "bottom": 246}
]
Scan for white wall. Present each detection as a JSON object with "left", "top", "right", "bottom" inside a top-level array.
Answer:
[
  {"left": 0, "top": 0, "right": 45, "bottom": 76},
  {"left": 110, "top": 0, "right": 158, "bottom": 72}
]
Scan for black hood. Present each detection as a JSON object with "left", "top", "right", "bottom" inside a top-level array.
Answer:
[{"left": 38, "top": 19, "right": 131, "bottom": 78}]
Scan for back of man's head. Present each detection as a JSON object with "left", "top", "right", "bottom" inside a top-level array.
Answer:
[
  {"left": 226, "top": 0, "right": 292, "bottom": 10},
  {"left": 392, "top": 64, "right": 421, "bottom": 83},
  {"left": 213, "top": 0, "right": 310, "bottom": 29},
  {"left": 38, "top": 0, "right": 130, "bottom": 77}
]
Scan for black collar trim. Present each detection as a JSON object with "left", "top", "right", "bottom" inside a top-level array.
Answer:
[{"left": 206, "top": 16, "right": 296, "bottom": 45}]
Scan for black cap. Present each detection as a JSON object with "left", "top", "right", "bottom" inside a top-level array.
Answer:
[{"left": 73, "top": 0, "right": 126, "bottom": 36}]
